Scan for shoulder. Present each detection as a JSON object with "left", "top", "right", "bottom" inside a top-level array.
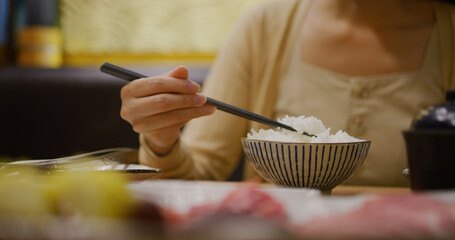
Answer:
[
  {"left": 243, "top": 0, "right": 303, "bottom": 25},
  {"left": 232, "top": 0, "right": 307, "bottom": 41},
  {"left": 250, "top": 0, "right": 301, "bottom": 16}
]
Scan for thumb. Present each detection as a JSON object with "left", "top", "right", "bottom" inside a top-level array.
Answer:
[{"left": 165, "top": 66, "right": 189, "bottom": 80}]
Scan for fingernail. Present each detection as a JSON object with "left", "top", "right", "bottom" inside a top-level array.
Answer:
[
  {"left": 188, "top": 81, "right": 201, "bottom": 92},
  {"left": 203, "top": 105, "right": 216, "bottom": 114},
  {"left": 194, "top": 93, "right": 206, "bottom": 105}
]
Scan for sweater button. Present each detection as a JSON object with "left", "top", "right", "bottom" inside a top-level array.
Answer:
[{"left": 352, "top": 83, "right": 369, "bottom": 98}]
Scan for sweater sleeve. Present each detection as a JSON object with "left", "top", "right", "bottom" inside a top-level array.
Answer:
[{"left": 137, "top": 2, "right": 272, "bottom": 180}]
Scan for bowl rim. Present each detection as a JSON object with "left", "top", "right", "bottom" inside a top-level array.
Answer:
[{"left": 241, "top": 137, "right": 371, "bottom": 145}]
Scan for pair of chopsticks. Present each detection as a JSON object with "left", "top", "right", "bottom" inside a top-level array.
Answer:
[{"left": 100, "top": 63, "right": 316, "bottom": 137}]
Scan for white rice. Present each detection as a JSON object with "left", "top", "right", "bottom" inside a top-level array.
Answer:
[{"left": 247, "top": 115, "right": 363, "bottom": 143}]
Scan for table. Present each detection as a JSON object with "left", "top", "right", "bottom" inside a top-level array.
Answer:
[{"left": 332, "top": 185, "right": 412, "bottom": 195}]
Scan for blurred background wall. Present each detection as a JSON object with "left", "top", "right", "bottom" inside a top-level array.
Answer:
[
  {"left": 1, "top": 0, "right": 265, "bottom": 68},
  {"left": 60, "top": 0, "right": 264, "bottom": 66}
]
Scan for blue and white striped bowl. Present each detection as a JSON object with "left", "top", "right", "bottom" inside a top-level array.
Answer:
[{"left": 241, "top": 138, "right": 371, "bottom": 191}]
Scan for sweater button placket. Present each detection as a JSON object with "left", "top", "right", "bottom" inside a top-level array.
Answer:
[{"left": 348, "top": 80, "right": 368, "bottom": 136}]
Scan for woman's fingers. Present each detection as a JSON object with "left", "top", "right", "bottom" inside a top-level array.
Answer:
[
  {"left": 165, "top": 65, "right": 189, "bottom": 80},
  {"left": 121, "top": 76, "right": 201, "bottom": 98},
  {"left": 130, "top": 105, "right": 216, "bottom": 134},
  {"left": 121, "top": 92, "right": 207, "bottom": 120},
  {"left": 121, "top": 66, "right": 197, "bottom": 98}
]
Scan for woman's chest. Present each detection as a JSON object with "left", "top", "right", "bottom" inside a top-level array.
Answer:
[{"left": 299, "top": 21, "right": 434, "bottom": 77}]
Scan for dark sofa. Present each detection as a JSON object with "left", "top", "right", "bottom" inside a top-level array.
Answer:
[{"left": 0, "top": 65, "right": 208, "bottom": 159}]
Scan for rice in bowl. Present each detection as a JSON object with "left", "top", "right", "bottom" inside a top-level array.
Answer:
[{"left": 247, "top": 115, "right": 363, "bottom": 143}]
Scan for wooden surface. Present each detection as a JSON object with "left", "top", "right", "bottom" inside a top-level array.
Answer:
[
  {"left": 240, "top": 181, "right": 413, "bottom": 196},
  {"left": 332, "top": 185, "right": 412, "bottom": 195}
]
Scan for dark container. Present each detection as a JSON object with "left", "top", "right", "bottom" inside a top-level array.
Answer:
[
  {"left": 403, "top": 91, "right": 455, "bottom": 191},
  {"left": 403, "top": 130, "right": 455, "bottom": 190}
]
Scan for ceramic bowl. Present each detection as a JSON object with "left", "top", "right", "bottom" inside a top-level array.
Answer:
[{"left": 241, "top": 138, "right": 371, "bottom": 191}]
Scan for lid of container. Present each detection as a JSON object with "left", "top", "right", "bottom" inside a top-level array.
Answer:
[{"left": 411, "top": 91, "right": 455, "bottom": 130}]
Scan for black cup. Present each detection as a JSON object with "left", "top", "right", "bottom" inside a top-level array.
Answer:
[{"left": 403, "top": 130, "right": 455, "bottom": 191}]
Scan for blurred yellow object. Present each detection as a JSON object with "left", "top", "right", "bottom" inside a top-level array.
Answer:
[
  {"left": 0, "top": 166, "right": 136, "bottom": 218},
  {"left": 0, "top": 167, "right": 51, "bottom": 215},
  {"left": 48, "top": 171, "right": 136, "bottom": 218},
  {"left": 17, "top": 26, "right": 62, "bottom": 68}
]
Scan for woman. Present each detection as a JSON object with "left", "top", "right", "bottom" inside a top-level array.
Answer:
[{"left": 120, "top": 0, "right": 455, "bottom": 186}]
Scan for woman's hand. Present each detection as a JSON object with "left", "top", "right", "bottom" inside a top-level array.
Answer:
[{"left": 120, "top": 66, "right": 216, "bottom": 155}]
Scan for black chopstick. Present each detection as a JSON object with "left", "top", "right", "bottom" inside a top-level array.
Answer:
[{"left": 100, "top": 62, "right": 316, "bottom": 137}]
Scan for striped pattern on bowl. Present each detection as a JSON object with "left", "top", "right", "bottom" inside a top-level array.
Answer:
[{"left": 241, "top": 138, "right": 371, "bottom": 191}]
